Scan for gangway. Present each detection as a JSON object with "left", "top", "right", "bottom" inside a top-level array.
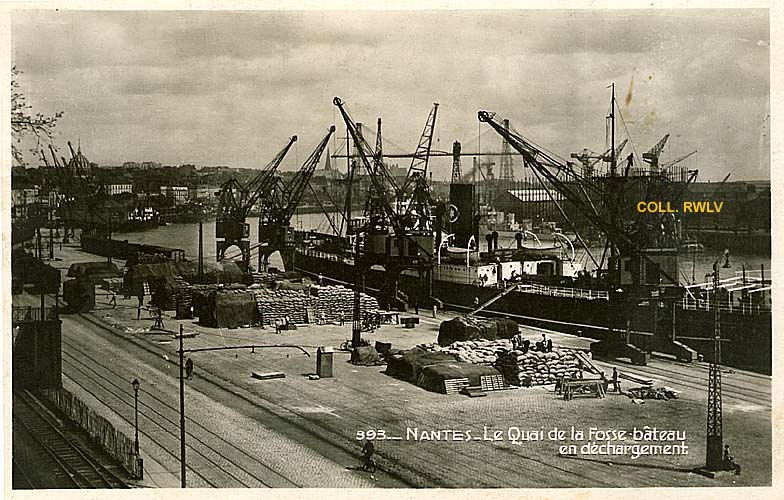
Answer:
[{"left": 466, "top": 284, "right": 521, "bottom": 318}]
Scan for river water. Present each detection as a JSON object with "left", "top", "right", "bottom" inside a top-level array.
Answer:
[{"left": 113, "top": 211, "right": 771, "bottom": 287}]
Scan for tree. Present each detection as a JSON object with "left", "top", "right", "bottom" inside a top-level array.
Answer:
[{"left": 11, "top": 66, "right": 64, "bottom": 167}]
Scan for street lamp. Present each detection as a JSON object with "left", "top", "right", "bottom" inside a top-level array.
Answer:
[
  {"left": 131, "top": 378, "right": 143, "bottom": 480},
  {"left": 131, "top": 379, "right": 140, "bottom": 454},
  {"left": 175, "top": 324, "right": 310, "bottom": 488}
]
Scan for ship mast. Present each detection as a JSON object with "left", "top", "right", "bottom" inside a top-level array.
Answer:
[{"left": 610, "top": 82, "right": 617, "bottom": 177}]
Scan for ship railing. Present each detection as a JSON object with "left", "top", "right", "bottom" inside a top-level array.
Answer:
[
  {"left": 301, "top": 247, "right": 354, "bottom": 266},
  {"left": 516, "top": 283, "right": 609, "bottom": 301},
  {"left": 681, "top": 296, "right": 771, "bottom": 315}
]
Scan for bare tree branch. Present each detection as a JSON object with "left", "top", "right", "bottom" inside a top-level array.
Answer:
[{"left": 11, "top": 66, "right": 64, "bottom": 167}]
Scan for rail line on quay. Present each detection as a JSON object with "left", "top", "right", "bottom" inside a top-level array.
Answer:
[
  {"left": 69, "top": 312, "right": 646, "bottom": 488},
  {"left": 612, "top": 362, "right": 770, "bottom": 408},
  {"left": 60, "top": 341, "right": 300, "bottom": 488},
  {"left": 68, "top": 312, "right": 421, "bottom": 488},
  {"left": 72, "top": 315, "right": 624, "bottom": 486},
  {"left": 13, "top": 389, "right": 129, "bottom": 489},
  {"left": 443, "top": 302, "right": 770, "bottom": 407}
]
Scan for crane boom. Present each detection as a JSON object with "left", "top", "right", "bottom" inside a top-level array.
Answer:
[
  {"left": 642, "top": 134, "right": 670, "bottom": 169},
  {"left": 333, "top": 97, "right": 401, "bottom": 233},
  {"left": 400, "top": 102, "right": 439, "bottom": 196},
  {"left": 478, "top": 110, "right": 679, "bottom": 286},
  {"left": 276, "top": 126, "right": 336, "bottom": 223},
  {"left": 244, "top": 135, "right": 298, "bottom": 211}
]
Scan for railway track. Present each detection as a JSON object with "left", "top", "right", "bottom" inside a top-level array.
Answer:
[
  {"left": 613, "top": 362, "right": 770, "bottom": 408},
  {"left": 68, "top": 314, "right": 617, "bottom": 488},
  {"left": 69, "top": 312, "right": 418, "bottom": 488},
  {"left": 60, "top": 341, "right": 300, "bottom": 488},
  {"left": 12, "top": 390, "right": 129, "bottom": 489}
]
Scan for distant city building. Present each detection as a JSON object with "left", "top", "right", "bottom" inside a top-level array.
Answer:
[
  {"left": 123, "top": 161, "right": 141, "bottom": 169},
  {"left": 141, "top": 161, "right": 163, "bottom": 170},
  {"left": 11, "top": 187, "right": 40, "bottom": 221},
  {"left": 160, "top": 185, "right": 189, "bottom": 205},
  {"left": 105, "top": 183, "right": 134, "bottom": 196},
  {"left": 200, "top": 165, "right": 231, "bottom": 173},
  {"left": 191, "top": 186, "right": 220, "bottom": 200}
]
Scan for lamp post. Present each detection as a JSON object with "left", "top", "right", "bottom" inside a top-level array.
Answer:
[
  {"left": 175, "top": 326, "right": 310, "bottom": 488},
  {"left": 131, "top": 379, "right": 140, "bottom": 454},
  {"left": 131, "top": 378, "right": 143, "bottom": 480}
]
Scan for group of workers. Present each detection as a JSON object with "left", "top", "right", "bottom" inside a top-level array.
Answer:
[{"left": 511, "top": 332, "right": 552, "bottom": 354}]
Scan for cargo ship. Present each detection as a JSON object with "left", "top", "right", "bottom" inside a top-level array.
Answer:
[
  {"left": 291, "top": 201, "right": 771, "bottom": 374},
  {"left": 290, "top": 95, "right": 771, "bottom": 374}
]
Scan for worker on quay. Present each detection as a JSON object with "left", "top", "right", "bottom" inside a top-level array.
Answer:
[
  {"left": 511, "top": 331, "right": 523, "bottom": 351},
  {"left": 537, "top": 333, "right": 547, "bottom": 352},
  {"left": 153, "top": 308, "right": 164, "bottom": 330},
  {"left": 360, "top": 439, "right": 375, "bottom": 470},
  {"left": 546, "top": 337, "right": 553, "bottom": 353},
  {"left": 612, "top": 367, "right": 621, "bottom": 393},
  {"left": 473, "top": 296, "right": 480, "bottom": 308},
  {"left": 723, "top": 445, "right": 741, "bottom": 475},
  {"left": 185, "top": 357, "right": 194, "bottom": 380}
]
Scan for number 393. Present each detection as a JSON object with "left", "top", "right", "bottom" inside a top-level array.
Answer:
[{"left": 356, "top": 430, "right": 387, "bottom": 440}]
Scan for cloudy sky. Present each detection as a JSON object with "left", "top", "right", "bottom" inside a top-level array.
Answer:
[{"left": 12, "top": 8, "right": 769, "bottom": 181}]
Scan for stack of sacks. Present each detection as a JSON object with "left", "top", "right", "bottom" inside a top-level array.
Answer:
[
  {"left": 250, "top": 272, "right": 278, "bottom": 287},
  {"left": 309, "top": 285, "right": 379, "bottom": 323},
  {"left": 174, "top": 277, "right": 193, "bottom": 319},
  {"left": 495, "top": 348, "right": 581, "bottom": 386},
  {"left": 441, "top": 339, "right": 512, "bottom": 366},
  {"left": 253, "top": 289, "right": 309, "bottom": 325}
]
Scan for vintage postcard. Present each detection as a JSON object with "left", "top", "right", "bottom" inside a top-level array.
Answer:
[{"left": 3, "top": 1, "right": 777, "bottom": 497}]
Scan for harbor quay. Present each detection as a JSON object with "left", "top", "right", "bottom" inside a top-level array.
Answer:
[{"left": 13, "top": 240, "right": 771, "bottom": 488}]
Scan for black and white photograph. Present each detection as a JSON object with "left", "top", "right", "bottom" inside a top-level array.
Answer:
[{"left": 5, "top": 3, "right": 774, "bottom": 493}]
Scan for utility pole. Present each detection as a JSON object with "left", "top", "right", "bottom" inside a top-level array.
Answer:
[
  {"left": 198, "top": 220, "right": 204, "bottom": 279},
  {"left": 178, "top": 324, "right": 186, "bottom": 487},
  {"left": 705, "top": 261, "right": 723, "bottom": 470}
]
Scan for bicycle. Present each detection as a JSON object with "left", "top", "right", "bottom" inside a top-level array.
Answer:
[
  {"left": 340, "top": 338, "right": 370, "bottom": 351},
  {"left": 359, "top": 457, "right": 377, "bottom": 473}
]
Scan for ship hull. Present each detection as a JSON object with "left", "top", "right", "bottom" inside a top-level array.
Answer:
[{"left": 293, "top": 248, "right": 771, "bottom": 374}]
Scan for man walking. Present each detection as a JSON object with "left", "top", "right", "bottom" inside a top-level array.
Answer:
[
  {"left": 612, "top": 367, "right": 621, "bottom": 393},
  {"left": 185, "top": 357, "right": 194, "bottom": 380},
  {"left": 360, "top": 439, "right": 375, "bottom": 470}
]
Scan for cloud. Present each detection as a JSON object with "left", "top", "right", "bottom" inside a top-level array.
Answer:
[{"left": 11, "top": 9, "right": 770, "bottom": 182}]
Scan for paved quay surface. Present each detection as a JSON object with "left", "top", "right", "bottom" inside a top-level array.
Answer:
[{"left": 13, "top": 241, "right": 772, "bottom": 487}]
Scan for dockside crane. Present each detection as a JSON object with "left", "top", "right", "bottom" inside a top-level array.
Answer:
[
  {"left": 41, "top": 142, "right": 111, "bottom": 233},
  {"left": 257, "top": 126, "right": 336, "bottom": 271},
  {"left": 642, "top": 134, "right": 670, "bottom": 173},
  {"left": 215, "top": 135, "right": 297, "bottom": 270},
  {"left": 570, "top": 139, "right": 628, "bottom": 177},
  {"left": 478, "top": 107, "right": 687, "bottom": 365},
  {"left": 333, "top": 97, "right": 437, "bottom": 326}
]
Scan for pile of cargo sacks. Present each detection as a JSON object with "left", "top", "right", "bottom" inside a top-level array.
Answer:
[
  {"left": 495, "top": 348, "right": 582, "bottom": 386},
  {"left": 418, "top": 340, "right": 584, "bottom": 387},
  {"left": 252, "top": 284, "right": 380, "bottom": 327}
]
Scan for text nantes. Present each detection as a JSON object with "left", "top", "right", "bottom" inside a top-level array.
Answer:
[{"left": 636, "top": 201, "right": 724, "bottom": 213}]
